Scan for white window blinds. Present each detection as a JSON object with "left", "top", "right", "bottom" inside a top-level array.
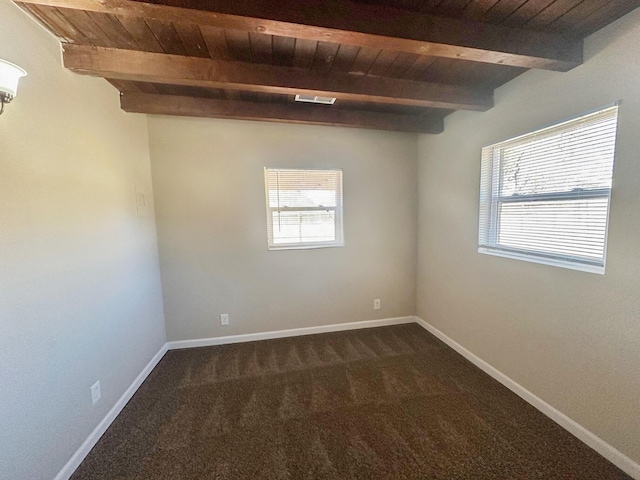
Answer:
[
  {"left": 264, "top": 168, "right": 344, "bottom": 250},
  {"left": 478, "top": 105, "right": 619, "bottom": 274}
]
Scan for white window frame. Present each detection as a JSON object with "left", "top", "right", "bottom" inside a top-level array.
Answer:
[
  {"left": 478, "top": 104, "right": 619, "bottom": 274},
  {"left": 264, "top": 168, "right": 344, "bottom": 251}
]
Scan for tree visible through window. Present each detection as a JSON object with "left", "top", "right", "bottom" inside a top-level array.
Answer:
[
  {"left": 264, "top": 168, "right": 344, "bottom": 250},
  {"left": 478, "top": 105, "right": 619, "bottom": 274}
]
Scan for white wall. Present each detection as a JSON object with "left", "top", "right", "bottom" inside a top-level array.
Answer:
[
  {"left": 148, "top": 117, "right": 417, "bottom": 341},
  {"left": 416, "top": 7, "right": 640, "bottom": 467},
  {"left": 4, "top": 0, "right": 639, "bottom": 476},
  {"left": 0, "top": 2, "right": 166, "bottom": 479}
]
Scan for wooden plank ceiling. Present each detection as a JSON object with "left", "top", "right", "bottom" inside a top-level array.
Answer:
[{"left": 15, "top": 0, "right": 640, "bottom": 133}]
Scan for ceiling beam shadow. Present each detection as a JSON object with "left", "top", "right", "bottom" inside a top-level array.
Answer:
[{"left": 120, "top": 92, "right": 445, "bottom": 133}]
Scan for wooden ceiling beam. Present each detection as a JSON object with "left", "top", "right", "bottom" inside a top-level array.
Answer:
[
  {"left": 63, "top": 45, "right": 493, "bottom": 111},
  {"left": 120, "top": 92, "right": 445, "bottom": 133},
  {"left": 18, "top": 0, "right": 583, "bottom": 71}
]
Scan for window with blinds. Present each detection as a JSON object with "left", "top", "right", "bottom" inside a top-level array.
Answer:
[
  {"left": 478, "top": 105, "right": 619, "bottom": 274},
  {"left": 264, "top": 168, "right": 344, "bottom": 250}
]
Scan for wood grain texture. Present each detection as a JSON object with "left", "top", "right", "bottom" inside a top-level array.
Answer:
[
  {"left": 570, "top": 0, "right": 640, "bottom": 37},
  {"left": 293, "top": 38, "right": 318, "bottom": 69},
  {"left": 19, "top": 4, "right": 87, "bottom": 42},
  {"left": 116, "top": 15, "right": 164, "bottom": 52},
  {"left": 59, "top": 9, "right": 114, "bottom": 46},
  {"left": 199, "top": 26, "right": 231, "bottom": 60},
  {"left": 330, "top": 44, "right": 360, "bottom": 74},
  {"left": 64, "top": 45, "right": 494, "bottom": 110},
  {"left": 18, "top": 0, "right": 584, "bottom": 70},
  {"left": 224, "top": 29, "right": 252, "bottom": 62},
  {"left": 120, "top": 92, "right": 445, "bottom": 133},
  {"left": 311, "top": 41, "right": 340, "bottom": 73},
  {"left": 145, "top": 18, "right": 187, "bottom": 54},
  {"left": 500, "top": 0, "right": 556, "bottom": 28},
  {"left": 85, "top": 11, "right": 138, "bottom": 49},
  {"left": 349, "top": 47, "right": 381, "bottom": 76},
  {"left": 16, "top": 0, "right": 635, "bottom": 133},
  {"left": 461, "top": 0, "right": 501, "bottom": 21},
  {"left": 174, "top": 22, "right": 210, "bottom": 58},
  {"left": 272, "top": 35, "right": 296, "bottom": 67},
  {"left": 482, "top": 0, "right": 529, "bottom": 23},
  {"left": 249, "top": 32, "right": 273, "bottom": 65}
]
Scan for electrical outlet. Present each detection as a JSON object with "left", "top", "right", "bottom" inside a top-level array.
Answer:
[
  {"left": 374, "top": 299, "right": 381, "bottom": 310},
  {"left": 220, "top": 313, "right": 229, "bottom": 326},
  {"left": 90, "top": 381, "right": 101, "bottom": 405}
]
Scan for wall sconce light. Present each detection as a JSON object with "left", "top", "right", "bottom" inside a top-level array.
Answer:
[{"left": 0, "top": 59, "right": 27, "bottom": 116}]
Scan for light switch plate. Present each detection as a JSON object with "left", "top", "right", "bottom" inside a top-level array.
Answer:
[
  {"left": 90, "top": 381, "right": 101, "bottom": 405},
  {"left": 135, "top": 185, "right": 149, "bottom": 217}
]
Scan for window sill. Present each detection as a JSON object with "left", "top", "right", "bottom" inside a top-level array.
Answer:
[
  {"left": 268, "top": 242, "right": 344, "bottom": 251},
  {"left": 478, "top": 247, "right": 605, "bottom": 275}
]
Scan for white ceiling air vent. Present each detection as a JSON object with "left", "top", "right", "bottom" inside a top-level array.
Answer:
[{"left": 295, "top": 94, "right": 337, "bottom": 105}]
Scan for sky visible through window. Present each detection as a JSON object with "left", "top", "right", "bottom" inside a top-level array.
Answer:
[{"left": 500, "top": 124, "right": 615, "bottom": 197}]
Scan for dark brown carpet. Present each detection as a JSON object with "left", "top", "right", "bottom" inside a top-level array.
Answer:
[{"left": 71, "top": 324, "right": 631, "bottom": 479}]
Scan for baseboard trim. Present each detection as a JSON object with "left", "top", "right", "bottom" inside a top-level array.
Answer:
[
  {"left": 414, "top": 316, "right": 640, "bottom": 480},
  {"left": 54, "top": 344, "right": 169, "bottom": 480},
  {"left": 54, "top": 317, "right": 412, "bottom": 479},
  {"left": 55, "top": 316, "right": 640, "bottom": 480},
  {"left": 167, "top": 316, "right": 416, "bottom": 350}
]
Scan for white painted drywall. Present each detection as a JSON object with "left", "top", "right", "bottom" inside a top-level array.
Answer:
[
  {"left": 0, "top": 2, "right": 166, "bottom": 479},
  {"left": 5, "top": 0, "right": 640, "bottom": 477},
  {"left": 416, "top": 7, "right": 640, "bottom": 466},
  {"left": 147, "top": 117, "right": 418, "bottom": 341}
]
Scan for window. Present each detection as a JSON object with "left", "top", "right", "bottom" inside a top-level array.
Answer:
[
  {"left": 264, "top": 168, "right": 344, "bottom": 250},
  {"left": 478, "top": 105, "right": 619, "bottom": 274}
]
